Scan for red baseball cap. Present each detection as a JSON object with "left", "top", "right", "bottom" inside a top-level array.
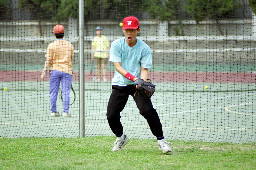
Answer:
[
  {"left": 53, "top": 25, "right": 64, "bottom": 34},
  {"left": 122, "top": 16, "right": 139, "bottom": 30}
]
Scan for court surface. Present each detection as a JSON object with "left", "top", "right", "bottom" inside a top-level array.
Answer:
[{"left": 1, "top": 81, "right": 255, "bottom": 143}]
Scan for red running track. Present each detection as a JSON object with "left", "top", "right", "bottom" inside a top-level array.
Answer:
[{"left": 1, "top": 71, "right": 256, "bottom": 83}]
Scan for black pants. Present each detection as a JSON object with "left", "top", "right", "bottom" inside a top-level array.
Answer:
[{"left": 107, "top": 85, "right": 163, "bottom": 138}]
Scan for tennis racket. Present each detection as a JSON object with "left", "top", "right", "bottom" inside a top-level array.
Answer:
[{"left": 60, "top": 85, "right": 76, "bottom": 105}]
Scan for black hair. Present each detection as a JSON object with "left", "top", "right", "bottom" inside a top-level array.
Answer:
[{"left": 55, "top": 33, "right": 64, "bottom": 38}]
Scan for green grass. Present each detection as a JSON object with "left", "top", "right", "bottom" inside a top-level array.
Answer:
[{"left": 0, "top": 137, "right": 255, "bottom": 169}]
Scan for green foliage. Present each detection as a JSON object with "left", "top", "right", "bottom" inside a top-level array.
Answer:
[
  {"left": 175, "top": 20, "right": 184, "bottom": 36},
  {"left": 248, "top": 0, "right": 256, "bottom": 14},
  {"left": 54, "top": 0, "right": 79, "bottom": 20},
  {"left": 0, "top": 0, "right": 9, "bottom": 20},
  {"left": 15, "top": 0, "right": 146, "bottom": 21},
  {"left": 18, "top": 0, "right": 61, "bottom": 36},
  {"left": 174, "top": 26, "right": 180, "bottom": 36},
  {"left": 41, "top": 0, "right": 61, "bottom": 17},
  {"left": 185, "top": 0, "right": 207, "bottom": 23},
  {"left": 54, "top": 0, "right": 117, "bottom": 21},
  {"left": 106, "top": 0, "right": 145, "bottom": 20},
  {"left": 144, "top": 0, "right": 180, "bottom": 20},
  {"left": 185, "top": 0, "right": 240, "bottom": 23},
  {"left": 18, "top": 0, "right": 60, "bottom": 20}
]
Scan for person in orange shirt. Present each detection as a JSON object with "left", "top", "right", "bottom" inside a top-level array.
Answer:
[{"left": 41, "top": 25, "right": 74, "bottom": 117}]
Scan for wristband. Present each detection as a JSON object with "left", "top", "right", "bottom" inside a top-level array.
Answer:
[{"left": 125, "top": 72, "right": 136, "bottom": 81}]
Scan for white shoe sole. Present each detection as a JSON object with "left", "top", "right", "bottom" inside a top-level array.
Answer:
[
  {"left": 63, "top": 113, "right": 71, "bottom": 117},
  {"left": 161, "top": 149, "right": 172, "bottom": 153},
  {"left": 51, "top": 113, "right": 60, "bottom": 117}
]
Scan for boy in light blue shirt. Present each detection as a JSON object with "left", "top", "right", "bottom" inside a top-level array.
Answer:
[
  {"left": 109, "top": 37, "right": 152, "bottom": 86},
  {"left": 110, "top": 37, "right": 152, "bottom": 86},
  {"left": 107, "top": 16, "right": 172, "bottom": 153}
]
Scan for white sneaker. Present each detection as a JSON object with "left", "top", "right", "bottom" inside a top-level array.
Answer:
[
  {"left": 51, "top": 112, "right": 60, "bottom": 117},
  {"left": 63, "top": 112, "right": 71, "bottom": 117},
  {"left": 112, "top": 135, "right": 129, "bottom": 152},
  {"left": 158, "top": 139, "right": 172, "bottom": 153}
]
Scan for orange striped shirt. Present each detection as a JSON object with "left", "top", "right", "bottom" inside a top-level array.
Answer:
[{"left": 45, "top": 40, "right": 74, "bottom": 75}]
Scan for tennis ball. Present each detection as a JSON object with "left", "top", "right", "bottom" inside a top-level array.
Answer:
[
  {"left": 204, "top": 86, "right": 208, "bottom": 90},
  {"left": 119, "top": 22, "right": 123, "bottom": 27},
  {"left": 3, "top": 87, "right": 7, "bottom": 91}
]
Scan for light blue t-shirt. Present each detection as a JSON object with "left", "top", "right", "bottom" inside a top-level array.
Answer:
[{"left": 109, "top": 37, "right": 152, "bottom": 86}]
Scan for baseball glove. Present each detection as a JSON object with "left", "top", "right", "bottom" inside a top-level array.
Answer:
[{"left": 134, "top": 79, "right": 156, "bottom": 98}]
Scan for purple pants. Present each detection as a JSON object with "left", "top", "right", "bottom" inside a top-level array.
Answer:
[{"left": 49, "top": 70, "right": 72, "bottom": 113}]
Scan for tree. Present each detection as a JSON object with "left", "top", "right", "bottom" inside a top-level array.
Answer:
[
  {"left": 144, "top": 0, "right": 180, "bottom": 21},
  {"left": 18, "top": 0, "right": 60, "bottom": 36},
  {"left": 0, "top": 0, "right": 9, "bottom": 20},
  {"left": 54, "top": 0, "right": 79, "bottom": 20},
  {"left": 184, "top": 0, "right": 207, "bottom": 24},
  {"left": 103, "top": 0, "right": 145, "bottom": 20},
  {"left": 185, "top": 0, "right": 240, "bottom": 35},
  {"left": 143, "top": 0, "right": 183, "bottom": 35},
  {"left": 54, "top": 0, "right": 116, "bottom": 21},
  {"left": 248, "top": 0, "right": 256, "bottom": 14},
  {"left": 248, "top": 0, "right": 256, "bottom": 39}
]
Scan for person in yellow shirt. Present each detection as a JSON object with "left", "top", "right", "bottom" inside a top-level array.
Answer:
[
  {"left": 41, "top": 25, "right": 74, "bottom": 117},
  {"left": 91, "top": 26, "right": 110, "bottom": 82}
]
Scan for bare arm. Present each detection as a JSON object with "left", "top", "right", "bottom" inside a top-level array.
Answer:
[
  {"left": 114, "top": 62, "right": 138, "bottom": 81},
  {"left": 114, "top": 62, "right": 150, "bottom": 82},
  {"left": 91, "top": 46, "right": 95, "bottom": 61},
  {"left": 114, "top": 62, "right": 128, "bottom": 77},
  {"left": 140, "top": 67, "right": 149, "bottom": 80},
  {"left": 108, "top": 47, "right": 110, "bottom": 58},
  {"left": 41, "top": 45, "right": 53, "bottom": 80},
  {"left": 41, "top": 57, "right": 50, "bottom": 80}
]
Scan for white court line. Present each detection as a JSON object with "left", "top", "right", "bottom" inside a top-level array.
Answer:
[
  {"left": 159, "top": 92, "right": 255, "bottom": 116},
  {"left": 2, "top": 89, "right": 254, "bottom": 125},
  {"left": 0, "top": 122, "right": 12, "bottom": 125},
  {"left": 4, "top": 92, "right": 49, "bottom": 97},
  {"left": 0, "top": 122, "right": 107, "bottom": 127},
  {"left": 152, "top": 48, "right": 256, "bottom": 53},
  {"left": 3, "top": 90, "right": 254, "bottom": 118},
  {"left": 113, "top": 92, "right": 256, "bottom": 118},
  {"left": 2, "top": 48, "right": 256, "bottom": 53},
  {"left": 0, "top": 122, "right": 78, "bottom": 126},
  {"left": 1, "top": 122, "right": 253, "bottom": 133},
  {"left": 125, "top": 92, "right": 254, "bottom": 111},
  {"left": 1, "top": 122, "right": 254, "bottom": 133},
  {"left": 157, "top": 91, "right": 255, "bottom": 108},
  {"left": 166, "top": 126, "right": 254, "bottom": 131},
  {"left": 224, "top": 103, "right": 256, "bottom": 116},
  {"left": 161, "top": 107, "right": 209, "bottom": 116},
  {"left": 0, "top": 35, "right": 253, "bottom": 41}
]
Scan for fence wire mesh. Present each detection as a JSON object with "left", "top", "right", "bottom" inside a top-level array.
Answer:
[{"left": 0, "top": 0, "right": 256, "bottom": 143}]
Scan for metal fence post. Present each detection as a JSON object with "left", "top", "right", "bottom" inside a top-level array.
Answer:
[{"left": 79, "top": 0, "right": 85, "bottom": 137}]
